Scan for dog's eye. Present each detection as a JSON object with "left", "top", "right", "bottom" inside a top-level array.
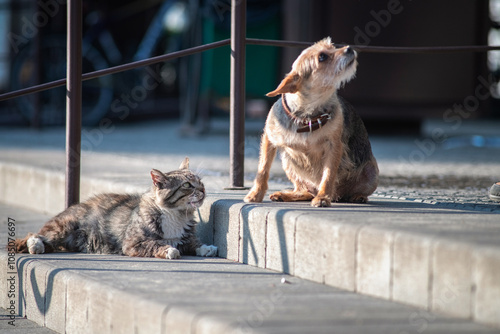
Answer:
[{"left": 318, "top": 53, "right": 329, "bottom": 62}]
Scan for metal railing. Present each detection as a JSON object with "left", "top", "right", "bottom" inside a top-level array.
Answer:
[
  {"left": 228, "top": 0, "right": 246, "bottom": 190},
  {"left": 2, "top": 0, "right": 500, "bottom": 207},
  {"left": 65, "top": 0, "right": 82, "bottom": 208},
  {"left": 0, "top": 0, "right": 237, "bottom": 207}
]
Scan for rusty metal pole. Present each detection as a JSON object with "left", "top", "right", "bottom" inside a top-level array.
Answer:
[
  {"left": 228, "top": 0, "right": 247, "bottom": 189},
  {"left": 65, "top": 0, "right": 82, "bottom": 208}
]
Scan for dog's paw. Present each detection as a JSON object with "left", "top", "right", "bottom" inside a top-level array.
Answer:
[
  {"left": 196, "top": 244, "right": 218, "bottom": 257},
  {"left": 163, "top": 247, "right": 181, "bottom": 259},
  {"left": 311, "top": 196, "right": 331, "bottom": 207},
  {"left": 270, "top": 192, "right": 285, "bottom": 202},
  {"left": 244, "top": 189, "right": 265, "bottom": 203},
  {"left": 349, "top": 195, "right": 368, "bottom": 203},
  {"left": 27, "top": 236, "right": 45, "bottom": 254}
]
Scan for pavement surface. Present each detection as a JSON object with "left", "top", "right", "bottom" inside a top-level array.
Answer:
[
  {"left": 1, "top": 118, "right": 500, "bottom": 333},
  {"left": 0, "top": 118, "right": 499, "bottom": 209}
]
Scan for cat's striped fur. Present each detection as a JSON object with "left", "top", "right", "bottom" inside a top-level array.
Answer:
[{"left": 15, "top": 158, "right": 217, "bottom": 259}]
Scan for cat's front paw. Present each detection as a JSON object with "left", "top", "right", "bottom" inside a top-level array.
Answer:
[
  {"left": 196, "top": 244, "right": 218, "bottom": 257},
  {"left": 165, "top": 247, "right": 181, "bottom": 259},
  {"left": 27, "top": 236, "right": 45, "bottom": 254}
]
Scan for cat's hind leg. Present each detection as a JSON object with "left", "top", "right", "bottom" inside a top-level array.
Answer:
[
  {"left": 15, "top": 215, "right": 80, "bottom": 254},
  {"left": 27, "top": 235, "right": 45, "bottom": 254},
  {"left": 15, "top": 233, "right": 55, "bottom": 254},
  {"left": 14, "top": 233, "right": 34, "bottom": 253}
]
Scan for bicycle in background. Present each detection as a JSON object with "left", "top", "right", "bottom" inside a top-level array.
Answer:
[{"left": 10, "top": 0, "right": 198, "bottom": 127}]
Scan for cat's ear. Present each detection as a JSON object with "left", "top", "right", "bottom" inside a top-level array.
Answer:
[
  {"left": 179, "top": 157, "right": 189, "bottom": 170},
  {"left": 150, "top": 169, "right": 167, "bottom": 189}
]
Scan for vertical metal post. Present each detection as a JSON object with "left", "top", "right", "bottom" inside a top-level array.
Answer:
[
  {"left": 65, "top": 0, "right": 82, "bottom": 208},
  {"left": 33, "top": 8, "right": 42, "bottom": 129},
  {"left": 229, "top": 0, "right": 246, "bottom": 188}
]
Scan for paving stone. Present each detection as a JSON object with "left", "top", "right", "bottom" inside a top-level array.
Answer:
[
  {"left": 265, "top": 208, "right": 300, "bottom": 275},
  {"left": 473, "top": 247, "right": 500, "bottom": 328},
  {"left": 16, "top": 256, "right": 31, "bottom": 318},
  {"left": 88, "top": 281, "right": 112, "bottom": 334},
  {"left": 212, "top": 200, "right": 244, "bottom": 261},
  {"left": 195, "top": 197, "right": 216, "bottom": 245},
  {"left": 240, "top": 204, "right": 268, "bottom": 267},
  {"left": 134, "top": 298, "right": 167, "bottom": 334},
  {"left": 44, "top": 270, "right": 68, "bottom": 334},
  {"left": 163, "top": 307, "right": 199, "bottom": 334},
  {"left": 392, "top": 232, "right": 432, "bottom": 309},
  {"left": 356, "top": 227, "right": 393, "bottom": 299},
  {"left": 24, "top": 260, "right": 48, "bottom": 327},
  {"left": 431, "top": 241, "right": 473, "bottom": 319},
  {"left": 109, "top": 290, "right": 136, "bottom": 334},
  {"left": 65, "top": 274, "right": 90, "bottom": 334},
  {"left": 294, "top": 213, "right": 328, "bottom": 283},
  {"left": 322, "top": 218, "right": 360, "bottom": 292}
]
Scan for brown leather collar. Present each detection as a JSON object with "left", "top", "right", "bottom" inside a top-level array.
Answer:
[{"left": 281, "top": 94, "right": 332, "bottom": 133}]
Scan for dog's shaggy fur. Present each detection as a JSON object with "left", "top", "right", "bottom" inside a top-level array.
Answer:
[{"left": 244, "top": 37, "right": 379, "bottom": 207}]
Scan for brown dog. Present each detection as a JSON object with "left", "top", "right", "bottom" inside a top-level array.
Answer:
[{"left": 244, "top": 37, "right": 379, "bottom": 207}]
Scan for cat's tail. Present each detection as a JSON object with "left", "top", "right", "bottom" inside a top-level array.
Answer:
[
  {"left": 13, "top": 233, "right": 54, "bottom": 254},
  {"left": 13, "top": 233, "right": 32, "bottom": 253}
]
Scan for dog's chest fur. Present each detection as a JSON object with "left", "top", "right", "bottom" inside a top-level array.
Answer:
[{"left": 265, "top": 97, "right": 345, "bottom": 183}]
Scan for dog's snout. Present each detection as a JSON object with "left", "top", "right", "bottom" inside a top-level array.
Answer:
[{"left": 344, "top": 46, "right": 353, "bottom": 55}]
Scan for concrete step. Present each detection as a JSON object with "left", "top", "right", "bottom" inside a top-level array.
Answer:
[
  {"left": 1, "top": 203, "right": 499, "bottom": 334},
  {"left": 1, "top": 157, "right": 500, "bottom": 330},
  {"left": 0, "top": 308, "right": 57, "bottom": 333},
  {"left": 201, "top": 195, "right": 500, "bottom": 326}
]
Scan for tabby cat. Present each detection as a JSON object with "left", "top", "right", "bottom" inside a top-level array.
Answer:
[{"left": 15, "top": 158, "right": 217, "bottom": 259}]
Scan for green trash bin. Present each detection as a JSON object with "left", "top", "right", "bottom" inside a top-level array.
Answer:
[{"left": 199, "top": 0, "right": 281, "bottom": 115}]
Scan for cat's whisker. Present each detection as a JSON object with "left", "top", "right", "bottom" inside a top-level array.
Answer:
[
  {"left": 195, "top": 169, "right": 207, "bottom": 180},
  {"left": 193, "top": 163, "right": 204, "bottom": 177}
]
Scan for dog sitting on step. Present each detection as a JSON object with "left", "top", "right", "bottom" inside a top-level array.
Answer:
[{"left": 244, "top": 37, "right": 379, "bottom": 207}]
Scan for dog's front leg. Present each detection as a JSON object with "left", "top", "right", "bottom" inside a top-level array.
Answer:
[
  {"left": 244, "top": 133, "right": 277, "bottom": 203},
  {"left": 312, "top": 146, "right": 343, "bottom": 207}
]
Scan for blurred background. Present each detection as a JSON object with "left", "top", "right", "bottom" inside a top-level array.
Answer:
[{"left": 0, "top": 0, "right": 498, "bottom": 134}]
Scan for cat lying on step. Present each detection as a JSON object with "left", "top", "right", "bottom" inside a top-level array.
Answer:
[{"left": 15, "top": 157, "right": 217, "bottom": 259}]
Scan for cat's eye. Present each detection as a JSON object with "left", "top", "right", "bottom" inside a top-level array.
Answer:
[
  {"left": 182, "top": 182, "right": 191, "bottom": 188},
  {"left": 318, "top": 53, "right": 328, "bottom": 62}
]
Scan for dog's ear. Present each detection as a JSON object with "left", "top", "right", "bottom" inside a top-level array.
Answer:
[{"left": 266, "top": 73, "right": 301, "bottom": 97}]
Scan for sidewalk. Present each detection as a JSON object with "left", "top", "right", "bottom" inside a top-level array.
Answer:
[
  {"left": 1, "top": 119, "right": 499, "bottom": 209},
  {"left": 1, "top": 119, "right": 500, "bottom": 332}
]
